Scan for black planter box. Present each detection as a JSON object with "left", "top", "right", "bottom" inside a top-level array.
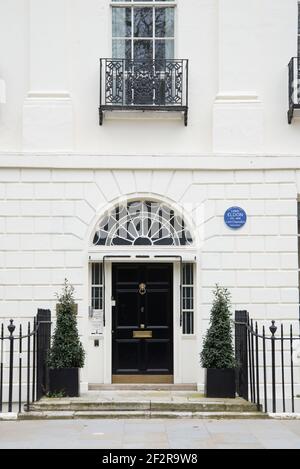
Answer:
[
  {"left": 49, "top": 368, "right": 80, "bottom": 397},
  {"left": 205, "top": 368, "right": 236, "bottom": 398}
]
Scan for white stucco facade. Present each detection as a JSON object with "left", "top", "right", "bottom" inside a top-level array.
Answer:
[{"left": 0, "top": 0, "right": 300, "bottom": 392}]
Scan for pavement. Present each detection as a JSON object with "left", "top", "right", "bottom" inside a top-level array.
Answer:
[{"left": 1, "top": 418, "right": 300, "bottom": 448}]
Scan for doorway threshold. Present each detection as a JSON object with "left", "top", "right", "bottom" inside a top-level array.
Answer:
[{"left": 88, "top": 383, "right": 197, "bottom": 391}]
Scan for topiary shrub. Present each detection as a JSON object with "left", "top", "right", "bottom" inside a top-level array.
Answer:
[
  {"left": 47, "top": 279, "right": 85, "bottom": 369},
  {"left": 200, "top": 285, "right": 235, "bottom": 369}
]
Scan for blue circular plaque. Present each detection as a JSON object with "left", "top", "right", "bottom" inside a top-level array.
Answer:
[{"left": 224, "top": 207, "right": 247, "bottom": 230}]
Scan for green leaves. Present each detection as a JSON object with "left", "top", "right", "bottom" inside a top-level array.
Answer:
[
  {"left": 47, "top": 279, "right": 85, "bottom": 370},
  {"left": 200, "top": 285, "right": 235, "bottom": 369}
]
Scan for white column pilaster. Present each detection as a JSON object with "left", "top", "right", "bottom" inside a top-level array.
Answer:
[
  {"left": 213, "top": 0, "right": 264, "bottom": 154},
  {"left": 23, "top": 0, "right": 73, "bottom": 152},
  {"left": 0, "top": 78, "right": 6, "bottom": 104}
]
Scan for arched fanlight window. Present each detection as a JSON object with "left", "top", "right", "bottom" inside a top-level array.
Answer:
[{"left": 93, "top": 200, "right": 193, "bottom": 247}]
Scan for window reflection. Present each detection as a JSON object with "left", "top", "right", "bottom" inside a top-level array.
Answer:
[{"left": 112, "top": 4, "right": 175, "bottom": 61}]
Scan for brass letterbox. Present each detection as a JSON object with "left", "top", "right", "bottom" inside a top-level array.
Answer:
[{"left": 133, "top": 330, "right": 153, "bottom": 339}]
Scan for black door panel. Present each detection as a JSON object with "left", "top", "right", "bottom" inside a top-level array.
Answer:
[
  {"left": 146, "top": 290, "right": 170, "bottom": 327},
  {"left": 145, "top": 340, "right": 172, "bottom": 373},
  {"left": 116, "top": 290, "right": 140, "bottom": 327},
  {"left": 112, "top": 263, "right": 173, "bottom": 376},
  {"left": 114, "top": 340, "right": 141, "bottom": 373}
]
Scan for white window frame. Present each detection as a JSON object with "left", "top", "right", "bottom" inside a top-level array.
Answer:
[
  {"left": 297, "top": 201, "right": 300, "bottom": 321},
  {"left": 90, "top": 263, "right": 104, "bottom": 317},
  {"left": 182, "top": 263, "right": 195, "bottom": 335},
  {"left": 111, "top": 0, "right": 177, "bottom": 61},
  {"left": 298, "top": 2, "right": 300, "bottom": 58}
]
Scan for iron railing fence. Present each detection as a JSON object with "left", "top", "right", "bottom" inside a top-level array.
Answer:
[
  {"left": 235, "top": 311, "right": 300, "bottom": 414},
  {"left": 0, "top": 309, "right": 51, "bottom": 414},
  {"left": 99, "top": 58, "right": 189, "bottom": 126},
  {"left": 288, "top": 57, "right": 300, "bottom": 124}
]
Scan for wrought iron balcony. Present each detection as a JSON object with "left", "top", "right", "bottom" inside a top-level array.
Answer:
[
  {"left": 288, "top": 57, "right": 300, "bottom": 124},
  {"left": 99, "top": 58, "right": 189, "bottom": 126}
]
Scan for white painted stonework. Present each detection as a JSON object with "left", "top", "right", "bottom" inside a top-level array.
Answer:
[
  {"left": 0, "top": 80, "right": 5, "bottom": 104},
  {"left": 0, "top": 0, "right": 300, "bottom": 394}
]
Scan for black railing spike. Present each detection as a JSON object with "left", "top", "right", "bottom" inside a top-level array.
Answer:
[
  {"left": 27, "top": 322, "right": 31, "bottom": 412},
  {"left": 262, "top": 325, "right": 268, "bottom": 413},
  {"left": 255, "top": 321, "right": 260, "bottom": 410},
  {"left": 281, "top": 323, "right": 286, "bottom": 413},
  {"left": 0, "top": 314, "right": 51, "bottom": 415},
  {"left": 0, "top": 323, "right": 3, "bottom": 413},
  {"left": 270, "top": 321, "right": 277, "bottom": 413},
  {"left": 19, "top": 324, "right": 22, "bottom": 414},
  {"left": 234, "top": 314, "right": 300, "bottom": 415},
  {"left": 8, "top": 320, "right": 15, "bottom": 412},
  {"left": 8, "top": 319, "right": 15, "bottom": 336},
  {"left": 270, "top": 321, "right": 277, "bottom": 336},
  {"left": 291, "top": 324, "right": 295, "bottom": 413},
  {"left": 250, "top": 319, "right": 256, "bottom": 403}
]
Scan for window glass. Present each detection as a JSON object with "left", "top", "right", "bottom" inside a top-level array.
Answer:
[
  {"left": 134, "top": 8, "right": 153, "bottom": 37},
  {"left": 112, "top": 7, "right": 131, "bottom": 37},
  {"left": 134, "top": 40, "right": 153, "bottom": 61},
  {"left": 93, "top": 200, "right": 193, "bottom": 247},
  {"left": 182, "top": 264, "right": 195, "bottom": 335},
  {"left": 112, "top": 39, "right": 131, "bottom": 59},
  {"left": 155, "top": 39, "right": 174, "bottom": 61},
  {"left": 155, "top": 8, "right": 174, "bottom": 37},
  {"left": 91, "top": 264, "right": 103, "bottom": 311},
  {"left": 112, "top": 1, "right": 174, "bottom": 2},
  {"left": 112, "top": 2, "right": 175, "bottom": 60}
]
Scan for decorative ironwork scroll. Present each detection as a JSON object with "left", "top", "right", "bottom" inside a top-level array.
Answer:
[
  {"left": 99, "top": 59, "right": 188, "bottom": 125},
  {"left": 93, "top": 200, "right": 193, "bottom": 247}
]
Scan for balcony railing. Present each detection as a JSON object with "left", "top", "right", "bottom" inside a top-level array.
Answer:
[
  {"left": 99, "top": 58, "right": 189, "bottom": 126},
  {"left": 288, "top": 57, "right": 300, "bottom": 124}
]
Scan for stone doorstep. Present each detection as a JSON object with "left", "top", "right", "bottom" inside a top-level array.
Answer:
[
  {"left": 0, "top": 413, "right": 18, "bottom": 421},
  {"left": 27, "top": 400, "right": 259, "bottom": 413},
  {"left": 18, "top": 411, "right": 268, "bottom": 421},
  {"left": 28, "top": 394, "right": 256, "bottom": 405},
  {"left": 24, "top": 394, "right": 262, "bottom": 418},
  {"left": 269, "top": 413, "right": 300, "bottom": 420},
  {"left": 88, "top": 384, "right": 198, "bottom": 391},
  {"left": 28, "top": 401, "right": 152, "bottom": 412}
]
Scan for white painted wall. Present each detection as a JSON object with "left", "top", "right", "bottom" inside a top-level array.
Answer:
[
  {"left": 1, "top": 1, "right": 300, "bottom": 390},
  {"left": 0, "top": 0, "right": 27, "bottom": 152},
  {"left": 0, "top": 0, "right": 299, "bottom": 154},
  {"left": 0, "top": 166, "right": 298, "bottom": 388}
]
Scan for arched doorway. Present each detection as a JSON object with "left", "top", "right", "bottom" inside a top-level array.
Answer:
[{"left": 89, "top": 198, "right": 196, "bottom": 384}]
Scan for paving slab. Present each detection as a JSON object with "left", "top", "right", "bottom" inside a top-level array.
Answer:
[{"left": 1, "top": 418, "right": 300, "bottom": 448}]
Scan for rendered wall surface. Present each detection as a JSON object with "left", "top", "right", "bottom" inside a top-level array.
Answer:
[
  {"left": 0, "top": 0, "right": 299, "bottom": 155},
  {"left": 0, "top": 1, "right": 300, "bottom": 389}
]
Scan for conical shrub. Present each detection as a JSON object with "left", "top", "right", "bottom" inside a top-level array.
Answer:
[
  {"left": 48, "top": 279, "right": 85, "bottom": 369},
  {"left": 200, "top": 285, "right": 235, "bottom": 369}
]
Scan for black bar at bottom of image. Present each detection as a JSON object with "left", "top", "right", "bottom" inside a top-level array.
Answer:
[{"left": 0, "top": 449, "right": 252, "bottom": 462}]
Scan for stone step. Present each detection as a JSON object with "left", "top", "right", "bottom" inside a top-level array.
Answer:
[
  {"left": 19, "top": 410, "right": 268, "bottom": 420},
  {"left": 28, "top": 400, "right": 259, "bottom": 413},
  {"left": 89, "top": 384, "right": 198, "bottom": 391}
]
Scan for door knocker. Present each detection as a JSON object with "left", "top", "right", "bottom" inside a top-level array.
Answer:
[{"left": 139, "top": 283, "right": 146, "bottom": 296}]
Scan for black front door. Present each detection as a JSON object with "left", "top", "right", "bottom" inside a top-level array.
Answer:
[{"left": 112, "top": 263, "right": 173, "bottom": 380}]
